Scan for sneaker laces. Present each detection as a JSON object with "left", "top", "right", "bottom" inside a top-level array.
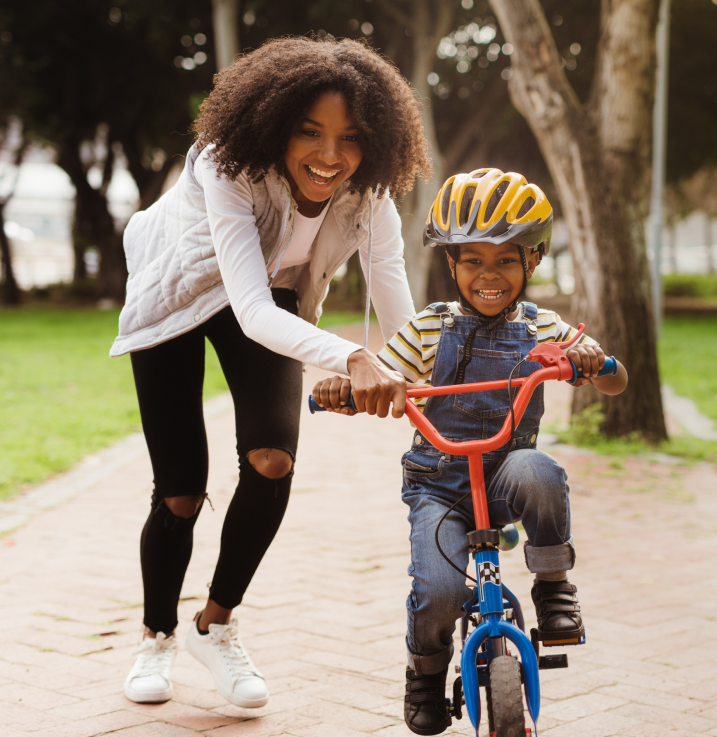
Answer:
[
  {"left": 208, "top": 619, "right": 263, "bottom": 683},
  {"left": 132, "top": 632, "right": 176, "bottom": 679}
]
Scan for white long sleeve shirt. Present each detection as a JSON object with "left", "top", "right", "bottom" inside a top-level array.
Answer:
[{"left": 193, "top": 148, "right": 415, "bottom": 374}]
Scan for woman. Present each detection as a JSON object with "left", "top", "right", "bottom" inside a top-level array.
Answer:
[{"left": 113, "top": 37, "right": 431, "bottom": 707}]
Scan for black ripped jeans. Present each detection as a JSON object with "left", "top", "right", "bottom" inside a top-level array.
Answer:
[{"left": 130, "top": 290, "right": 302, "bottom": 634}]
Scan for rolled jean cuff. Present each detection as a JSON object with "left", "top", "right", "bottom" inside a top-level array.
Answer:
[
  {"left": 406, "top": 638, "right": 454, "bottom": 676},
  {"left": 523, "top": 536, "right": 576, "bottom": 574}
]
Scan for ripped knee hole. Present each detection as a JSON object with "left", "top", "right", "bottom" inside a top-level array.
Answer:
[
  {"left": 163, "top": 494, "right": 205, "bottom": 519},
  {"left": 246, "top": 448, "right": 294, "bottom": 479}
]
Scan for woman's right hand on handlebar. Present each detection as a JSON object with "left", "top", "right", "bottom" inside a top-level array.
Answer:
[{"left": 345, "top": 348, "right": 407, "bottom": 418}]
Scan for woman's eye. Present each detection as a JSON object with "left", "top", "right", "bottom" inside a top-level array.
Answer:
[
  {"left": 343, "top": 135, "right": 359, "bottom": 143},
  {"left": 301, "top": 129, "right": 319, "bottom": 137}
]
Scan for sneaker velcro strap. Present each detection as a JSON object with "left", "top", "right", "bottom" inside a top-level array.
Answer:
[
  {"left": 406, "top": 679, "right": 439, "bottom": 692},
  {"left": 405, "top": 692, "right": 445, "bottom": 704},
  {"left": 535, "top": 591, "right": 579, "bottom": 605}
]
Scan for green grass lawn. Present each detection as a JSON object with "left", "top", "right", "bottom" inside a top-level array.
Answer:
[
  {"left": 0, "top": 307, "right": 367, "bottom": 501},
  {"left": 1, "top": 308, "right": 713, "bottom": 502},
  {"left": 658, "top": 315, "right": 717, "bottom": 423}
]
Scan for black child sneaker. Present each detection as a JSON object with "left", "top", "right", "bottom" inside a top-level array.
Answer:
[
  {"left": 531, "top": 579, "right": 585, "bottom": 644},
  {"left": 404, "top": 666, "right": 452, "bottom": 736}
]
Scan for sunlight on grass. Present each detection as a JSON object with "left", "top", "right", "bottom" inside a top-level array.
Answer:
[
  {"left": 659, "top": 316, "right": 717, "bottom": 423},
  {"left": 0, "top": 308, "right": 228, "bottom": 500}
]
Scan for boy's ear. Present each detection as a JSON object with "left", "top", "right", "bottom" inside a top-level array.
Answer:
[
  {"left": 526, "top": 248, "right": 541, "bottom": 278},
  {"left": 446, "top": 251, "right": 456, "bottom": 278}
]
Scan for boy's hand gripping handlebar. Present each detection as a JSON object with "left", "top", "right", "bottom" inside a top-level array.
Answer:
[{"left": 308, "top": 325, "right": 616, "bottom": 413}]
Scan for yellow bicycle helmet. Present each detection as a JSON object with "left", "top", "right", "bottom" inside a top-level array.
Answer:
[{"left": 424, "top": 168, "right": 553, "bottom": 258}]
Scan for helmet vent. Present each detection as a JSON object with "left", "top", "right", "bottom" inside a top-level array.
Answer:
[
  {"left": 441, "top": 184, "right": 452, "bottom": 224},
  {"left": 458, "top": 185, "right": 476, "bottom": 227},
  {"left": 471, "top": 171, "right": 488, "bottom": 179},
  {"left": 484, "top": 181, "right": 509, "bottom": 223},
  {"left": 516, "top": 197, "right": 535, "bottom": 219}
]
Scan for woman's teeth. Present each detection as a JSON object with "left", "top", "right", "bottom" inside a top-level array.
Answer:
[
  {"left": 306, "top": 165, "right": 339, "bottom": 184},
  {"left": 477, "top": 290, "right": 506, "bottom": 300}
]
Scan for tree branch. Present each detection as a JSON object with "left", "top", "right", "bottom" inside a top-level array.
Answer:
[
  {"left": 443, "top": 81, "right": 508, "bottom": 173},
  {"left": 489, "top": 0, "right": 580, "bottom": 136},
  {"left": 374, "top": 0, "right": 414, "bottom": 32}
]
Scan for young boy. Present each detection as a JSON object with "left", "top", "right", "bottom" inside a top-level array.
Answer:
[{"left": 313, "top": 169, "right": 628, "bottom": 736}]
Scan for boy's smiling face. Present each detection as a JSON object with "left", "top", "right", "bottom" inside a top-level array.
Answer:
[{"left": 446, "top": 242, "right": 541, "bottom": 316}]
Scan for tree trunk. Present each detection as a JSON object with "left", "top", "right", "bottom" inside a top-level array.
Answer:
[
  {"left": 0, "top": 202, "right": 21, "bottom": 305},
  {"left": 58, "top": 142, "right": 127, "bottom": 302},
  {"left": 122, "top": 134, "right": 187, "bottom": 213},
  {"left": 398, "top": 0, "right": 456, "bottom": 310},
  {"left": 705, "top": 213, "right": 715, "bottom": 275},
  {"left": 212, "top": 0, "right": 240, "bottom": 71},
  {"left": 489, "top": 0, "right": 667, "bottom": 442}
]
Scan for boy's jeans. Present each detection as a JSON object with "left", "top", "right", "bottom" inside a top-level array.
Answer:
[{"left": 402, "top": 447, "right": 574, "bottom": 676}]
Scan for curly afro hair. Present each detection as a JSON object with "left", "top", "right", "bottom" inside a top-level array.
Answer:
[{"left": 193, "top": 36, "right": 432, "bottom": 199}]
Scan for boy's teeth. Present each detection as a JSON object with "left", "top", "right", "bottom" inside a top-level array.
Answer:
[{"left": 478, "top": 290, "right": 505, "bottom": 300}]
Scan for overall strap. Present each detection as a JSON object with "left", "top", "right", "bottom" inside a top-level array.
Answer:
[{"left": 522, "top": 301, "right": 538, "bottom": 321}]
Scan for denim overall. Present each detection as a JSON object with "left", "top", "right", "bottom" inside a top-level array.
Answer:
[{"left": 402, "top": 302, "right": 575, "bottom": 675}]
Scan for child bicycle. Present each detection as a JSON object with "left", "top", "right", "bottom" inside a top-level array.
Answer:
[{"left": 310, "top": 325, "right": 617, "bottom": 736}]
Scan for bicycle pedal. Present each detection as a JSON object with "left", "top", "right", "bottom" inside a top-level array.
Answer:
[
  {"left": 542, "top": 632, "right": 586, "bottom": 647},
  {"left": 539, "top": 653, "right": 568, "bottom": 669}
]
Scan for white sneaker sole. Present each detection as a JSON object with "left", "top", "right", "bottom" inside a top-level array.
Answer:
[
  {"left": 185, "top": 632, "right": 268, "bottom": 708},
  {"left": 124, "top": 682, "right": 173, "bottom": 704}
]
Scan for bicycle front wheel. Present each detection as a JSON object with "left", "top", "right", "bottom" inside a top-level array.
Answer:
[{"left": 488, "top": 655, "right": 526, "bottom": 736}]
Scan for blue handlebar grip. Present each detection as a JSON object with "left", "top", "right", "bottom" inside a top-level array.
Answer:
[
  {"left": 308, "top": 392, "right": 357, "bottom": 414},
  {"left": 567, "top": 355, "right": 617, "bottom": 384}
]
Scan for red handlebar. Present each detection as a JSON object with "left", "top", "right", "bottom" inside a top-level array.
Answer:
[{"left": 403, "top": 324, "right": 586, "bottom": 529}]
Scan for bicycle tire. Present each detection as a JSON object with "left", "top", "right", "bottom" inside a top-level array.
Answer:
[
  {"left": 485, "top": 683, "right": 495, "bottom": 733},
  {"left": 488, "top": 656, "right": 526, "bottom": 737}
]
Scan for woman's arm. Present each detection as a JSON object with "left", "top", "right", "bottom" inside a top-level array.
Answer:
[
  {"left": 196, "top": 151, "right": 407, "bottom": 415},
  {"left": 358, "top": 195, "right": 416, "bottom": 343},
  {"left": 197, "top": 150, "right": 363, "bottom": 375}
]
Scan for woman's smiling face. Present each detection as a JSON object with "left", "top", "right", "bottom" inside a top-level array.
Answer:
[
  {"left": 284, "top": 91, "right": 363, "bottom": 213},
  {"left": 447, "top": 242, "right": 540, "bottom": 316}
]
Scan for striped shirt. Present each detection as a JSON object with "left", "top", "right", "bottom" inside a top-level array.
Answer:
[{"left": 377, "top": 301, "right": 597, "bottom": 410}]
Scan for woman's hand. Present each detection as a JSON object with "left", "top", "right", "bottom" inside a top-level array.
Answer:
[
  {"left": 346, "top": 348, "right": 407, "bottom": 418},
  {"left": 312, "top": 376, "right": 357, "bottom": 416}
]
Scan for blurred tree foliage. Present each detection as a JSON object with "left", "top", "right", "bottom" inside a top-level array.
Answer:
[
  {"left": 667, "top": 0, "right": 717, "bottom": 183},
  {"left": 0, "top": 0, "right": 715, "bottom": 301},
  {"left": 0, "top": 0, "right": 215, "bottom": 299}
]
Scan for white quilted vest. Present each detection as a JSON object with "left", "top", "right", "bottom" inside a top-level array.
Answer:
[{"left": 111, "top": 145, "right": 373, "bottom": 357}]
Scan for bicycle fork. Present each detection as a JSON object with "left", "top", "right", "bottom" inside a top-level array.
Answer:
[{"left": 460, "top": 547, "right": 541, "bottom": 736}]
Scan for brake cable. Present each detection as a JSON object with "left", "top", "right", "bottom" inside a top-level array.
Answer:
[{"left": 433, "top": 356, "right": 530, "bottom": 582}]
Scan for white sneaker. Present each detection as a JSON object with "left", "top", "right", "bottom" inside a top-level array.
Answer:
[
  {"left": 124, "top": 632, "right": 176, "bottom": 703},
  {"left": 185, "top": 617, "right": 269, "bottom": 708}
]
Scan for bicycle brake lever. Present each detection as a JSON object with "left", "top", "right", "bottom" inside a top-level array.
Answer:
[{"left": 554, "top": 323, "right": 586, "bottom": 350}]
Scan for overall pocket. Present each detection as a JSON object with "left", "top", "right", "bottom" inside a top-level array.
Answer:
[
  {"left": 453, "top": 348, "right": 522, "bottom": 421},
  {"left": 402, "top": 449, "right": 443, "bottom": 479}
]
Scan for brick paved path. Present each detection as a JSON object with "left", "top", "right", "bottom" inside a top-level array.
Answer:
[{"left": 2, "top": 325, "right": 717, "bottom": 737}]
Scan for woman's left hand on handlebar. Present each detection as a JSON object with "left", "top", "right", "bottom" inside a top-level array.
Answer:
[
  {"left": 312, "top": 376, "right": 357, "bottom": 415},
  {"left": 567, "top": 343, "right": 605, "bottom": 386}
]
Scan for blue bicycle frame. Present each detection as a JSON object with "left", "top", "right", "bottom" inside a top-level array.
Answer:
[{"left": 311, "top": 326, "right": 613, "bottom": 735}]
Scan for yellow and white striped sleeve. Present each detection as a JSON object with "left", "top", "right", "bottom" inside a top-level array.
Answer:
[{"left": 535, "top": 309, "right": 597, "bottom": 346}]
